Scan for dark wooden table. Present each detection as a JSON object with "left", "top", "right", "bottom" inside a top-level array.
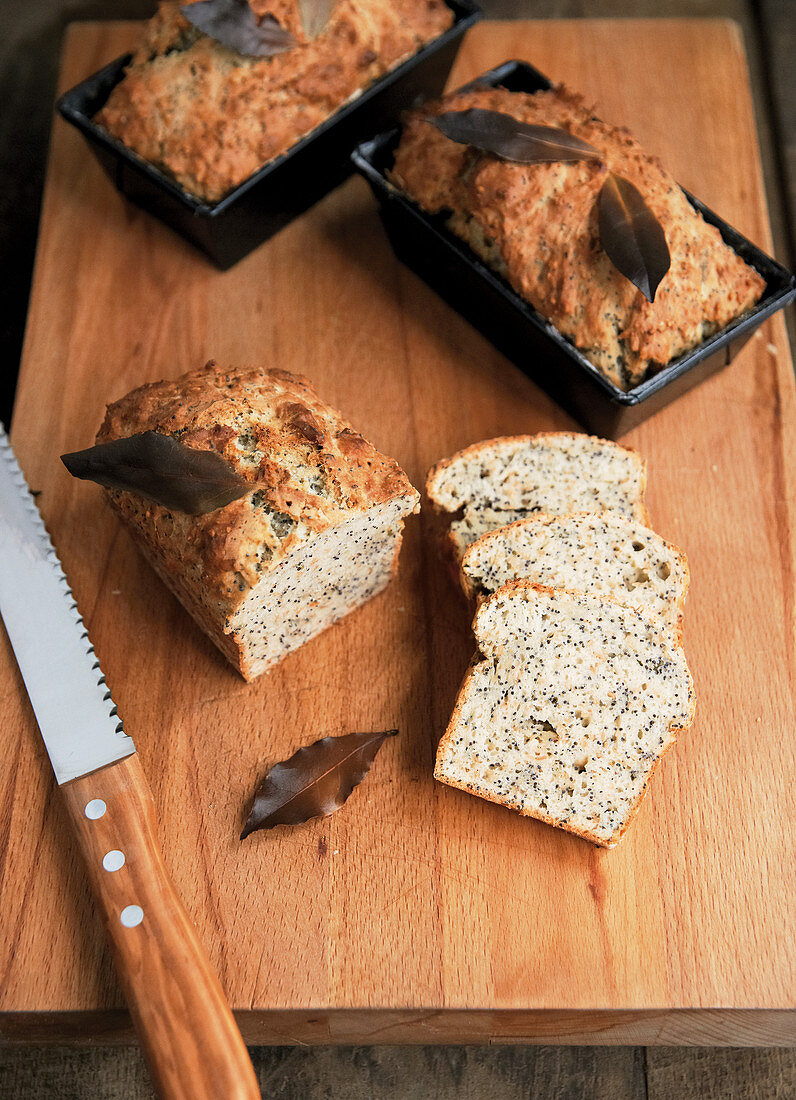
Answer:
[{"left": 0, "top": 2, "right": 793, "bottom": 1098}]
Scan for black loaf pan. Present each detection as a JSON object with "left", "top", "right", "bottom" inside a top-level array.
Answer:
[
  {"left": 352, "top": 60, "right": 796, "bottom": 437},
  {"left": 57, "top": 0, "right": 482, "bottom": 270}
]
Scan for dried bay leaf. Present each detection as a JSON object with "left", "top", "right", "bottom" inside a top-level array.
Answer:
[
  {"left": 181, "top": 0, "right": 297, "bottom": 57},
  {"left": 241, "top": 729, "right": 398, "bottom": 838},
  {"left": 429, "top": 108, "right": 601, "bottom": 165},
  {"left": 298, "top": 0, "right": 335, "bottom": 39},
  {"left": 598, "top": 173, "right": 671, "bottom": 302},
  {"left": 61, "top": 431, "right": 250, "bottom": 515}
]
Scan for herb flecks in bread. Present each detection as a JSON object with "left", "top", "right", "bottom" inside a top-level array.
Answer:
[
  {"left": 392, "top": 84, "right": 765, "bottom": 388},
  {"left": 96, "top": 362, "right": 419, "bottom": 679},
  {"left": 426, "top": 432, "right": 648, "bottom": 561},
  {"left": 435, "top": 583, "right": 695, "bottom": 847},
  {"left": 461, "top": 511, "right": 689, "bottom": 635}
]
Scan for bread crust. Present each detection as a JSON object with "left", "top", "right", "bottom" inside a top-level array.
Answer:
[
  {"left": 459, "top": 511, "right": 690, "bottom": 640},
  {"left": 95, "top": 0, "right": 453, "bottom": 201},
  {"left": 426, "top": 433, "right": 651, "bottom": 581},
  {"left": 392, "top": 84, "right": 766, "bottom": 388},
  {"left": 434, "top": 581, "right": 696, "bottom": 847},
  {"left": 96, "top": 362, "right": 419, "bottom": 673},
  {"left": 426, "top": 431, "right": 648, "bottom": 518}
]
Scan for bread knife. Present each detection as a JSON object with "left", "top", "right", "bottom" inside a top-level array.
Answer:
[{"left": 0, "top": 426, "right": 259, "bottom": 1100}]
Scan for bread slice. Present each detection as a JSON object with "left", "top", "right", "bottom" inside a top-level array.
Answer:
[
  {"left": 434, "top": 582, "right": 695, "bottom": 847},
  {"left": 96, "top": 362, "right": 419, "bottom": 679},
  {"left": 426, "top": 433, "right": 649, "bottom": 560},
  {"left": 461, "top": 512, "right": 689, "bottom": 635}
]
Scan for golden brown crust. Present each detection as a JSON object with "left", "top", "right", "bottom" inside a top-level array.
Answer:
[
  {"left": 392, "top": 85, "right": 766, "bottom": 388},
  {"left": 434, "top": 580, "right": 696, "bottom": 847},
  {"left": 96, "top": 361, "right": 418, "bottom": 627},
  {"left": 96, "top": 0, "right": 453, "bottom": 201}
]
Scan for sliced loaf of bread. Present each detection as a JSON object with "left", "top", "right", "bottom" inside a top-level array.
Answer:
[
  {"left": 460, "top": 512, "right": 689, "bottom": 635},
  {"left": 434, "top": 582, "right": 695, "bottom": 847},
  {"left": 426, "top": 433, "right": 649, "bottom": 560},
  {"left": 94, "top": 363, "right": 419, "bottom": 680}
]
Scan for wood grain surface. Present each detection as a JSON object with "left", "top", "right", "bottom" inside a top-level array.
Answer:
[{"left": 0, "top": 19, "right": 794, "bottom": 1046}]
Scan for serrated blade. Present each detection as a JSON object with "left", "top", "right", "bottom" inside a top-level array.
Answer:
[{"left": 0, "top": 426, "right": 135, "bottom": 784}]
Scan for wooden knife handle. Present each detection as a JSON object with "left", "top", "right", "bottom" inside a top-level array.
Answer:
[{"left": 62, "top": 753, "right": 260, "bottom": 1100}]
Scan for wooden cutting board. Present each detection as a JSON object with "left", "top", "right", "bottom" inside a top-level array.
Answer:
[{"left": 1, "top": 19, "right": 794, "bottom": 1047}]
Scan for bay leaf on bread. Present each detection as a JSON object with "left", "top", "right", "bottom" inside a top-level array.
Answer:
[
  {"left": 428, "top": 108, "right": 601, "bottom": 164},
  {"left": 241, "top": 729, "right": 398, "bottom": 837},
  {"left": 181, "top": 0, "right": 297, "bottom": 57},
  {"left": 598, "top": 172, "right": 671, "bottom": 302},
  {"left": 61, "top": 431, "right": 250, "bottom": 515}
]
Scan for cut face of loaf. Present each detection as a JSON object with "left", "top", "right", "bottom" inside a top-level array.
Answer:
[
  {"left": 132, "top": 491, "right": 418, "bottom": 680},
  {"left": 426, "top": 433, "right": 648, "bottom": 559},
  {"left": 96, "top": 363, "right": 420, "bottom": 679},
  {"left": 228, "top": 495, "right": 414, "bottom": 678},
  {"left": 435, "top": 583, "right": 695, "bottom": 847},
  {"left": 461, "top": 512, "right": 689, "bottom": 635}
]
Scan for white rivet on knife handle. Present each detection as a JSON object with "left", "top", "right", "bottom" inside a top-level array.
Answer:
[
  {"left": 102, "top": 850, "right": 125, "bottom": 872},
  {"left": 120, "top": 905, "right": 144, "bottom": 928},
  {"left": 84, "top": 799, "right": 106, "bottom": 819}
]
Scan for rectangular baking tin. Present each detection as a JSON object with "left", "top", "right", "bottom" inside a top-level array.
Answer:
[
  {"left": 57, "top": 0, "right": 481, "bottom": 270},
  {"left": 352, "top": 60, "right": 796, "bottom": 437}
]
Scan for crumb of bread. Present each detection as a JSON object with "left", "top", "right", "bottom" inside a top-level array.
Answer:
[
  {"left": 426, "top": 432, "right": 649, "bottom": 561},
  {"left": 435, "top": 582, "right": 695, "bottom": 847},
  {"left": 461, "top": 511, "right": 689, "bottom": 637}
]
